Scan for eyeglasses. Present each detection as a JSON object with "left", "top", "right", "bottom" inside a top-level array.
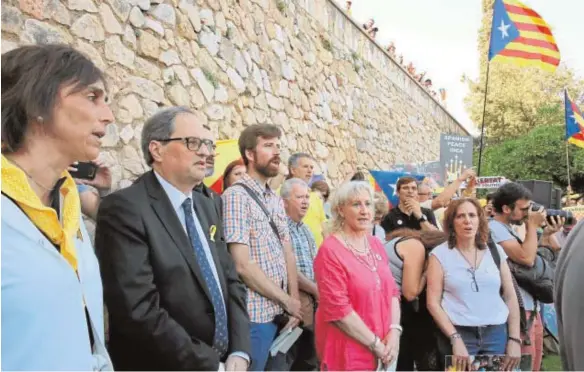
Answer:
[
  {"left": 467, "top": 268, "right": 480, "bottom": 292},
  {"left": 155, "top": 137, "right": 216, "bottom": 153}
]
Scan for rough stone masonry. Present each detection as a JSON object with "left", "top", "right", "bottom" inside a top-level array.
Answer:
[{"left": 1, "top": 0, "right": 467, "bottom": 189}]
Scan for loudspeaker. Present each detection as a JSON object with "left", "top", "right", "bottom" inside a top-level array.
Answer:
[
  {"left": 551, "top": 188, "right": 562, "bottom": 210},
  {"left": 517, "top": 180, "right": 560, "bottom": 209}
]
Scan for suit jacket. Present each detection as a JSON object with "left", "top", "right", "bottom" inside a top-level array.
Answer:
[
  {"left": 194, "top": 183, "right": 223, "bottom": 222},
  {"left": 95, "top": 171, "right": 250, "bottom": 371}
]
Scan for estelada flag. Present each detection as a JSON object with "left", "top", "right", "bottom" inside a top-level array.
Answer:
[
  {"left": 204, "top": 139, "right": 241, "bottom": 193},
  {"left": 565, "top": 90, "right": 584, "bottom": 148},
  {"left": 369, "top": 170, "right": 425, "bottom": 208},
  {"left": 488, "top": 0, "right": 560, "bottom": 71}
]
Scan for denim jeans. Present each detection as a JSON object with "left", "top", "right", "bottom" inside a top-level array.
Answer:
[
  {"left": 249, "top": 321, "right": 278, "bottom": 371},
  {"left": 455, "top": 323, "right": 508, "bottom": 355}
]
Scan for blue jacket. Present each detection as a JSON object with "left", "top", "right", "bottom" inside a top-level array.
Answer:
[{"left": 1, "top": 194, "right": 112, "bottom": 370}]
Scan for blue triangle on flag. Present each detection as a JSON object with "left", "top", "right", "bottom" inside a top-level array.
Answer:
[{"left": 370, "top": 170, "right": 425, "bottom": 207}]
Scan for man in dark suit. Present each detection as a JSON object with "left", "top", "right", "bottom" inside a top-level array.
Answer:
[
  {"left": 95, "top": 106, "right": 250, "bottom": 371},
  {"left": 195, "top": 148, "right": 222, "bottom": 218}
]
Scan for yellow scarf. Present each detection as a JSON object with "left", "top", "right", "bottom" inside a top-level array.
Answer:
[{"left": 1, "top": 155, "right": 81, "bottom": 272}]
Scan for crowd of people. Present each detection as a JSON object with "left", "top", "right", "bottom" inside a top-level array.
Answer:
[
  {"left": 346, "top": 2, "right": 446, "bottom": 102},
  {"left": 2, "top": 44, "right": 584, "bottom": 372}
]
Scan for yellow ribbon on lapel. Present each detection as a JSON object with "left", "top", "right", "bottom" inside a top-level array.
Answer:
[{"left": 209, "top": 225, "right": 217, "bottom": 242}]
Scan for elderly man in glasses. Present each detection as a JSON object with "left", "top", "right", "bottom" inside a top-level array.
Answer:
[{"left": 95, "top": 107, "right": 250, "bottom": 371}]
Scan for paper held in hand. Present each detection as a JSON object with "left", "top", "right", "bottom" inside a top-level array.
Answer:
[{"left": 268, "top": 327, "right": 303, "bottom": 357}]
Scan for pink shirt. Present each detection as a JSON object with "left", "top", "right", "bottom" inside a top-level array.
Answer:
[{"left": 314, "top": 235, "right": 400, "bottom": 371}]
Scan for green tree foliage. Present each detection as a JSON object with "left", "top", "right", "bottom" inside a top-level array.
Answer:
[
  {"left": 475, "top": 125, "right": 584, "bottom": 192},
  {"left": 464, "top": 0, "right": 584, "bottom": 143}
]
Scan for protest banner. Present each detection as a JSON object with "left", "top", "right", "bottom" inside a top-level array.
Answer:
[
  {"left": 440, "top": 134, "right": 473, "bottom": 184},
  {"left": 475, "top": 176, "right": 508, "bottom": 189}
]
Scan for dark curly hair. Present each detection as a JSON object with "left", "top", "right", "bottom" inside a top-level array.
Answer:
[{"left": 442, "top": 198, "right": 489, "bottom": 250}]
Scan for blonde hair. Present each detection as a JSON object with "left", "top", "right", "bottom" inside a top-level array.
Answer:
[
  {"left": 373, "top": 191, "right": 389, "bottom": 218},
  {"left": 325, "top": 181, "right": 374, "bottom": 236}
]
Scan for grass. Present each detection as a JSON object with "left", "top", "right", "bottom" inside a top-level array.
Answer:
[
  {"left": 201, "top": 68, "right": 219, "bottom": 89},
  {"left": 351, "top": 51, "right": 361, "bottom": 72},
  {"left": 276, "top": 0, "right": 287, "bottom": 13},
  {"left": 320, "top": 36, "right": 332, "bottom": 52},
  {"left": 225, "top": 26, "right": 234, "bottom": 40},
  {"left": 542, "top": 354, "right": 562, "bottom": 371}
]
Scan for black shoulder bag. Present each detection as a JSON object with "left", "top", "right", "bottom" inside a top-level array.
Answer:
[{"left": 499, "top": 223, "right": 555, "bottom": 304}]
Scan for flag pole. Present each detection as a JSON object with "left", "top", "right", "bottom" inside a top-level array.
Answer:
[
  {"left": 564, "top": 88, "right": 572, "bottom": 198},
  {"left": 565, "top": 142, "right": 571, "bottom": 192},
  {"left": 477, "top": 60, "right": 491, "bottom": 177},
  {"left": 477, "top": 0, "right": 496, "bottom": 177}
]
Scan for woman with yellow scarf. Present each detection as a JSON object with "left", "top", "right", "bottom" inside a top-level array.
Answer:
[{"left": 1, "top": 45, "right": 114, "bottom": 370}]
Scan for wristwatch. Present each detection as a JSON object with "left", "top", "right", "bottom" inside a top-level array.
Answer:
[{"left": 417, "top": 214, "right": 428, "bottom": 223}]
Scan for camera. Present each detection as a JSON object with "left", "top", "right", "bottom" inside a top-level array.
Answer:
[{"left": 531, "top": 202, "right": 574, "bottom": 226}]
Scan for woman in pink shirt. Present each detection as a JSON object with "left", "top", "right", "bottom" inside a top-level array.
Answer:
[{"left": 314, "top": 181, "right": 402, "bottom": 371}]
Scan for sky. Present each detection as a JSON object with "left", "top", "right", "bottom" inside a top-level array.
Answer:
[{"left": 347, "top": 0, "right": 584, "bottom": 135}]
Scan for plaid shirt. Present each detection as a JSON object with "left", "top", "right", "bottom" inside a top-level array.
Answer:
[
  {"left": 222, "top": 173, "right": 290, "bottom": 323},
  {"left": 287, "top": 217, "right": 317, "bottom": 282}
]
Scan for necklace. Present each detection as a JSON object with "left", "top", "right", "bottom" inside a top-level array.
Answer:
[
  {"left": 458, "top": 246, "right": 480, "bottom": 293},
  {"left": 6, "top": 158, "right": 54, "bottom": 192},
  {"left": 342, "top": 234, "right": 383, "bottom": 290}
]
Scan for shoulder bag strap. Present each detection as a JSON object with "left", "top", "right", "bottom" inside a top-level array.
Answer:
[
  {"left": 487, "top": 236, "right": 502, "bottom": 270},
  {"left": 234, "top": 184, "right": 282, "bottom": 245},
  {"left": 502, "top": 221, "right": 524, "bottom": 244},
  {"left": 488, "top": 233, "right": 533, "bottom": 344}
]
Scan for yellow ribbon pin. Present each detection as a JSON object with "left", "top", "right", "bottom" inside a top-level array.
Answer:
[{"left": 209, "top": 225, "right": 217, "bottom": 242}]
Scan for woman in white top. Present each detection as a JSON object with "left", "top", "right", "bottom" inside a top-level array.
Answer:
[{"left": 426, "top": 198, "right": 521, "bottom": 371}]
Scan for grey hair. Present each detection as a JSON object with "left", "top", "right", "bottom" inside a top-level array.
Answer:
[
  {"left": 326, "top": 181, "right": 374, "bottom": 235},
  {"left": 418, "top": 183, "right": 432, "bottom": 192},
  {"left": 141, "top": 106, "right": 194, "bottom": 165},
  {"left": 281, "top": 178, "right": 309, "bottom": 200},
  {"left": 288, "top": 152, "right": 314, "bottom": 169}
]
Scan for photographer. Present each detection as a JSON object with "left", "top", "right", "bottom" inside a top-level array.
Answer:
[{"left": 488, "top": 182, "right": 562, "bottom": 371}]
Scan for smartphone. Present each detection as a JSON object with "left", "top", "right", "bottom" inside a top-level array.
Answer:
[{"left": 69, "top": 161, "right": 98, "bottom": 180}]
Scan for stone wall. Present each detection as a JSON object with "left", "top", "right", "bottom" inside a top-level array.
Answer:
[{"left": 1, "top": 0, "right": 468, "bottom": 188}]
